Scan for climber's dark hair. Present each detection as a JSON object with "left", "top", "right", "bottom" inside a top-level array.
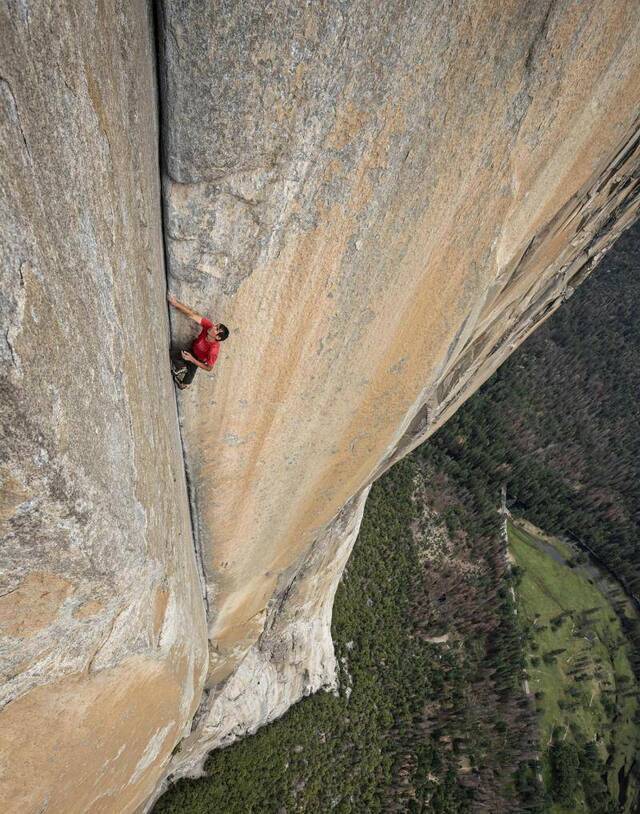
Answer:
[{"left": 216, "top": 324, "right": 229, "bottom": 341}]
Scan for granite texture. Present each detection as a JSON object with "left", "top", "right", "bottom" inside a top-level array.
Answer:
[
  {"left": 154, "top": 0, "right": 640, "bottom": 787},
  {"left": 1, "top": 1, "right": 640, "bottom": 811},
  {"left": 0, "top": 3, "right": 207, "bottom": 812}
]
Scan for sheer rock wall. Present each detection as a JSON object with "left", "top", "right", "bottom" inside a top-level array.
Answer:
[
  {"left": 0, "top": 3, "right": 207, "bottom": 812},
  {"left": 1, "top": 1, "right": 640, "bottom": 812},
  {"left": 156, "top": 0, "right": 640, "bottom": 786}
]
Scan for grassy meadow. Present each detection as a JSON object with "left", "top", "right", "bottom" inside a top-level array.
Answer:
[{"left": 509, "top": 520, "right": 639, "bottom": 813}]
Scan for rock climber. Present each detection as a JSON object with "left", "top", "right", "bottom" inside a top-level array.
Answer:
[{"left": 167, "top": 293, "right": 229, "bottom": 389}]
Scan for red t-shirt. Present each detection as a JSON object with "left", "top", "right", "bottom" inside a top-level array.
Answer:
[{"left": 191, "top": 318, "right": 220, "bottom": 367}]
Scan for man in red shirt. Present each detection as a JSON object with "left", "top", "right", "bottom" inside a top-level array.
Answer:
[{"left": 167, "top": 293, "right": 229, "bottom": 389}]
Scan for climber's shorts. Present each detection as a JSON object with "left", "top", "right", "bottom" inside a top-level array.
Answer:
[{"left": 171, "top": 351, "right": 198, "bottom": 388}]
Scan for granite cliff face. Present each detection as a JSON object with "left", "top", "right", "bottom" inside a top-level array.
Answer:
[
  {"left": 156, "top": 0, "right": 640, "bottom": 787},
  {"left": 0, "top": 3, "right": 206, "bottom": 812},
  {"left": 1, "top": 1, "right": 639, "bottom": 812}
]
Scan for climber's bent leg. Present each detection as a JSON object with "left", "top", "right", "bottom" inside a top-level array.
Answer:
[
  {"left": 180, "top": 361, "right": 198, "bottom": 387},
  {"left": 171, "top": 351, "right": 198, "bottom": 389}
]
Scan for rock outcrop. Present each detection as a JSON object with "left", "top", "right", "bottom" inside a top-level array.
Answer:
[
  {"left": 0, "top": 3, "right": 206, "bottom": 812},
  {"left": 1, "top": 1, "right": 640, "bottom": 812},
  {"left": 156, "top": 0, "right": 640, "bottom": 788}
]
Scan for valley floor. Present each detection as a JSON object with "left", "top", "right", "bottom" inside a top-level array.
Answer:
[{"left": 509, "top": 519, "right": 640, "bottom": 813}]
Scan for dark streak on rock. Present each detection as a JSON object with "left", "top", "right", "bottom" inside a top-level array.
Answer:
[
  {"left": 523, "top": 0, "right": 557, "bottom": 76},
  {"left": 0, "top": 75, "right": 32, "bottom": 162}
]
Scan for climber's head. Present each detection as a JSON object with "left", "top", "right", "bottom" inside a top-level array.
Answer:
[{"left": 208, "top": 323, "right": 229, "bottom": 342}]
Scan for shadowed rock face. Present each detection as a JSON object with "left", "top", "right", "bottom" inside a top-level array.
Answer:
[
  {"left": 156, "top": 0, "right": 640, "bottom": 785},
  {"left": 1, "top": 1, "right": 640, "bottom": 811},
  {"left": 0, "top": 2, "right": 206, "bottom": 812}
]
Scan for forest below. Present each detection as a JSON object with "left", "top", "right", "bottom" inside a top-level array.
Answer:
[
  {"left": 155, "top": 222, "right": 640, "bottom": 813},
  {"left": 435, "top": 219, "right": 640, "bottom": 671},
  {"left": 156, "top": 429, "right": 539, "bottom": 813}
]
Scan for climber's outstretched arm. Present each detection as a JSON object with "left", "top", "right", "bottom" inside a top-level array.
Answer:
[{"left": 167, "top": 293, "right": 205, "bottom": 324}]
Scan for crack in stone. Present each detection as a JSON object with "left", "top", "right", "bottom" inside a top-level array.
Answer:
[
  {"left": 0, "top": 75, "right": 32, "bottom": 162},
  {"left": 523, "top": 0, "right": 557, "bottom": 76},
  {"left": 152, "top": 0, "right": 210, "bottom": 620},
  {"left": 84, "top": 605, "right": 127, "bottom": 674}
]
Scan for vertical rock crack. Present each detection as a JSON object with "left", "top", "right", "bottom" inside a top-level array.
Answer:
[{"left": 151, "top": 0, "right": 210, "bottom": 618}]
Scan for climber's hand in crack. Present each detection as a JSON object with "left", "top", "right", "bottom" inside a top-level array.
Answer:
[
  {"left": 168, "top": 293, "right": 229, "bottom": 389},
  {"left": 167, "top": 293, "right": 205, "bottom": 324}
]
